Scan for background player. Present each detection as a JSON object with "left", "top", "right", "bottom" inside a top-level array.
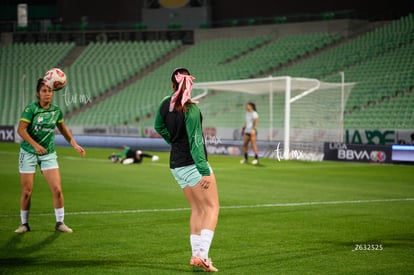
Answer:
[
  {"left": 241, "top": 102, "right": 259, "bottom": 165},
  {"left": 109, "top": 146, "right": 159, "bottom": 164}
]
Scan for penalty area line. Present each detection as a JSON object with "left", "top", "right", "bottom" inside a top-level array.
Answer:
[{"left": 0, "top": 198, "right": 413, "bottom": 218}]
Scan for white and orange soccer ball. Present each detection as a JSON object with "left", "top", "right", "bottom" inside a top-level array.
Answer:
[{"left": 43, "top": 68, "right": 67, "bottom": 91}]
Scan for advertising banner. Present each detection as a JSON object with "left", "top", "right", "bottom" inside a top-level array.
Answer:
[
  {"left": 323, "top": 143, "right": 392, "bottom": 163},
  {"left": 344, "top": 129, "right": 396, "bottom": 145},
  {"left": 391, "top": 144, "right": 414, "bottom": 163},
  {"left": 0, "top": 126, "right": 15, "bottom": 142}
]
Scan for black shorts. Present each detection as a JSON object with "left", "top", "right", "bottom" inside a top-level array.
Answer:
[{"left": 245, "top": 129, "right": 258, "bottom": 137}]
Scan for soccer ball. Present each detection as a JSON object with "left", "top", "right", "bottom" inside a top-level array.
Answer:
[{"left": 43, "top": 68, "right": 67, "bottom": 91}]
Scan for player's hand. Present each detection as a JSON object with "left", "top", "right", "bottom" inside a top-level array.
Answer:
[
  {"left": 199, "top": 176, "right": 212, "bottom": 190},
  {"left": 73, "top": 144, "right": 86, "bottom": 157},
  {"left": 241, "top": 127, "right": 245, "bottom": 135},
  {"left": 34, "top": 144, "right": 47, "bottom": 155}
]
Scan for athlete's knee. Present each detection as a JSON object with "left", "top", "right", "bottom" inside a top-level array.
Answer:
[
  {"left": 21, "top": 188, "right": 33, "bottom": 200},
  {"left": 50, "top": 185, "right": 63, "bottom": 199}
]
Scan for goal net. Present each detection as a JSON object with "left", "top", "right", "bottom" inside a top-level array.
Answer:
[{"left": 193, "top": 75, "right": 355, "bottom": 160}]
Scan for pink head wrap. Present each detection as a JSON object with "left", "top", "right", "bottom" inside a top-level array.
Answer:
[{"left": 169, "top": 73, "right": 196, "bottom": 112}]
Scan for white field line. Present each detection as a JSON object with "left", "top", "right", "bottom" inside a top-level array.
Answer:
[{"left": 0, "top": 198, "right": 413, "bottom": 218}]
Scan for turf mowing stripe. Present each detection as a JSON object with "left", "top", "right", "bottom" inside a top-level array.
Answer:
[{"left": 1, "top": 198, "right": 412, "bottom": 218}]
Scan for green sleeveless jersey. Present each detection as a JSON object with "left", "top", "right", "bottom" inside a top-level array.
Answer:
[{"left": 20, "top": 102, "right": 64, "bottom": 154}]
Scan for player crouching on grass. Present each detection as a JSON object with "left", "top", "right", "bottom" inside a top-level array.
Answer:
[
  {"left": 15, "top": 78, "right": 86, "bottom": 234},
  {"left": 108, "top": 146, "right": 159, "bottom": 164}
]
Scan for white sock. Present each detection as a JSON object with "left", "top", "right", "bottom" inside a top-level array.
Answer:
[
  {"left": 190, "top": 234, "right": 201, "bottom": 257},
  {"left": 54, "top": 207, "right": 65, "bottom": 223},
  {"left": 20, "top": 210, "right": 29, "bottom": 224},
  {"left": 199, "top": 229, "right": 214, "bottom": 259}
]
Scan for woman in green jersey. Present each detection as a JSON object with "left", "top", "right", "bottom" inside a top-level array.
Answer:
[
  {"left": 15, "top": 78, "right": 86, "bottom": 234},
  {"left": 155, "top": 68, "right": 219, "bottom": 272}
]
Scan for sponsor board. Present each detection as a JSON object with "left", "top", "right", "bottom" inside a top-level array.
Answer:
[
  {"left": 323, "top": 143, "right": 391, "bottom": 163},
  {"left": 83, "top": 126, "right": 141, "bottom": 136},
  {"left": 344, "top": 129, "right": 395, "bottom": 145},
  {"left": 0, "top": 126, "right": 15, "bottom": 142},
  {"left": 206, "top": 144, "right": 241, "bottom": 156},
  {"left": 391, "top": 144, "right": 414, "bottom": 163}
]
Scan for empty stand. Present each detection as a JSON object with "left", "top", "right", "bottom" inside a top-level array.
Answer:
[
  {"left": 2, "top": 13, "right": 413, "bottom": 130},
  {"left": 0, "top": 42, "right": 75, "bottom": 125}
]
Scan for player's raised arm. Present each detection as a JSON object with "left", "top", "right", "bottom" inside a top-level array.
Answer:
[{"left": 57, "top": 120, "right": 86, "bottom": 157}]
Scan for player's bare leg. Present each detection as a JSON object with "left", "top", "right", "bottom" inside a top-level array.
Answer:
[
  {"left": 250, "top": 130, "right": 259, "bottom": 165},
  {"left": 43, "top": 168, "right": 72, "bottom": 233},
  {"left": 241, "top": 135, "right": 250, "bottom": 163},
  {"left": 15, "top": 173, "right": 35, "bottom": 233},
  {"left": 184, "top": 174, "right": 219, "bottom": 271}
]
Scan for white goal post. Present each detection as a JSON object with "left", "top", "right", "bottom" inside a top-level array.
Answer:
[{"left": 193, "top": 75, "right": 355, "bottom": 160}]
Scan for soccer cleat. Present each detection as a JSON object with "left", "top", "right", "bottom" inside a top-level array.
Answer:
[
  {"left": 240, "top": 159, "right": 247, "bottom": 164},
  {"left": 15, "top": 223, "right": 30, "bottom": 233},
  {"left": 192, "top": 256, "right": 218, "bottom": 272},
  {"left": 251, "top": 159, "right": 259, "bottom": 165},
  {"left": 55, "top": 222, "right": 73, "bottom": 233},
  {"left": 152, "top": 155, "right": 159, "bottom": 162}
]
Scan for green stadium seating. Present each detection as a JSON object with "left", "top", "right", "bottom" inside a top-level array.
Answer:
[
  {"left": 0, "top": 42, "right": 75, "bottom": 125},
  {"left": 274, "top": 13, "right": 414, "bottom": 129},
  {"left": 2, "top": 13, "right": 413, "bottom": 130},
  {"left": 71, "top": 32, "right": 343, "bottom": 127}
]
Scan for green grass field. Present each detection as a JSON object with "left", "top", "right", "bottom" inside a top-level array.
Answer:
[{"left": 0, "top": 142, "right": 413, "bottom": 274}]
